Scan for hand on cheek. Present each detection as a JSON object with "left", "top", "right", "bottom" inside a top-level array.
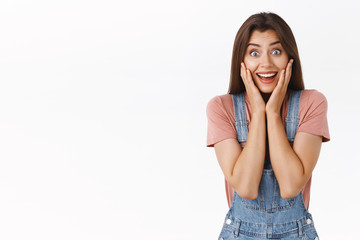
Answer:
[
  {"left": 241, "top": 62, "right": 266, "bottom": 115},
  {"left": 266, "top": 59, "right": 294, "bottom": 115}
]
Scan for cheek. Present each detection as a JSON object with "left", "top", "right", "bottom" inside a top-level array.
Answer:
[
  {"left": 243, "top": 60, "right": 258, "bottom": 81},
  {"left": 243, "top": 59, "right": 256, "bottom": 72},
  {"left": 276, "top": 57, "right": 289, "bottom": 69}
]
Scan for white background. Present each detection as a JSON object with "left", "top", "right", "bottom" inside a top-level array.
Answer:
[{"left": 0, "top": 0, "right": 359, "bottom": 239}]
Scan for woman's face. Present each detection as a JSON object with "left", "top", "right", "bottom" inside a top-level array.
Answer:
[{"left": 243, "top": 29, "right": 289, "bottom": 94}]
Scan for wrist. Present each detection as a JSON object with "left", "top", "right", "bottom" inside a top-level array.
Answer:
[
  {"left": 266, "top": 111, "right": 281, "bottom": 120},
  {"left": 252, "top": 110, "right": 266, "bottom": 118}
]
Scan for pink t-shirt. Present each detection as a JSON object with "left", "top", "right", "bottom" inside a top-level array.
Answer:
[{"left": 206, "top": 89, "right": 330, "bottom": 210}]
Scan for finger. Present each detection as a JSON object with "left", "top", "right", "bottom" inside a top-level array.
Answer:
[
  {"left": 278, "top": 69, "right": 285, "bottom": 87},
  {"left": 246, "top": 69, "right": 255, "bottom": 86},
  {"left": 240, "top": 62, "right": 247, "bottom": 85},
  {"left": 271, "top": 69, "right": 284, "bottom": 96},
  {"left": 240, "top": 62, "right": 244, "bottom": 79},
  {"left": 241, "top": 63, "right": 248, "bottom": 88},
  {"left": 284, "top": 59, "right": 293, "bottom": 86},
  {"left": 285, "top": 60, "right": 292, "bottom": 81}
]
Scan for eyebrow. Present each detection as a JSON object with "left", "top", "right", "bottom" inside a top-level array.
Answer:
[{"left": 247, "top": 41, "right": 281, "bottom": 47}]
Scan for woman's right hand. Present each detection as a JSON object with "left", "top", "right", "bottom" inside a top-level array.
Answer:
[{"left": 240, "top": 62, "right": 266, "bottom": 115}]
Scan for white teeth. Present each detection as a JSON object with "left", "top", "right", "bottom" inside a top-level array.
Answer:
[{"left": 258, "top": 73, "right": 276, "bottom": 77}]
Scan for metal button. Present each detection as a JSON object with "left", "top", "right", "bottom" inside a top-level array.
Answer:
[
  {"left": 314, "top": 237, "right": 319, "bottom": 240},
  {"left": 306, "top": 219, "right": 312, "bottom": 224},
  {"left": 219, "top": 238, "right": 224, "bottom": 240},
  {"left": 226, "top": 219, "right": 232, "bottom": 224}
]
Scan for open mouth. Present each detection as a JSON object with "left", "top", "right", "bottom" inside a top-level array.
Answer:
[{"left": 256, "top": 72, "right": 278, "bottom": 83}]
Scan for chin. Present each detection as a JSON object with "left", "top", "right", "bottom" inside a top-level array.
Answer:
[
  {"left": 259, "top": 88, "right": 275, "bottom": 94},
  {"left": 256, "top": 84, "right": 276, "bottom": 94}
]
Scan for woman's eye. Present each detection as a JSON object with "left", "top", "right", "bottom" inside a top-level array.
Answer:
[
  {"left": 250, "top": 51, "right": 259, "bottom": 57},
  {"left": 272, "top": 49, "right": 281, "bottom": 55}
]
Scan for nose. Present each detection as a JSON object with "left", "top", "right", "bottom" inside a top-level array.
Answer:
[{"left": 260, "top": 53, "right": 273, "bottom": 67}]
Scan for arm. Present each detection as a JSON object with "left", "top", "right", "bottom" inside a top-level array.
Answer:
[
  {"left": 214, "top": 111, "right": 266, "bottom": 200},
  {"left": 265, "top": 59, "right": 323, "bottom": 198},
  {"left": 213, "top": 63, "right": 266, "bottom": 200},
  {"left": 266, "top": 113, "right": 322, "bottom": 198}
]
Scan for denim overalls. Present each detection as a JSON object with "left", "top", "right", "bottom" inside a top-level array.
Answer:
[{"left": 218, "top": 90, "right": 320, "bottom": 240}]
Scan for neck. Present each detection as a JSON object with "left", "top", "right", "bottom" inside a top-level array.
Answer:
[{"left": 261, "top": 93, "right": 271, "bottom": 103}]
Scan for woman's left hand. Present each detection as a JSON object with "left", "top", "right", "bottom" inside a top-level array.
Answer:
[{"left": 265, "top": 59, "right": 294, "bottom": 115}]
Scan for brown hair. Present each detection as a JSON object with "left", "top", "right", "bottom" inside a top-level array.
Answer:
[{"left": 228, "top": 12, "right": 304, "bottom": 94}]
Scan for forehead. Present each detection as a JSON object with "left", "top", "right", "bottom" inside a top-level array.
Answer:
[{"left": 248, "top": 29, "right": 280, "bottom": 44}]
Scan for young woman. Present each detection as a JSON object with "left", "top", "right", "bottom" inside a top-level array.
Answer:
[{"left": 206, "top": 12, "right": 330, "bottom": 240}]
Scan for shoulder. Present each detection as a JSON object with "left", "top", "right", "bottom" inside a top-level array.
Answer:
[
  {"left": 300, "top": 89, "right": 327, "bottom": 102},
  {"left": 297, "top": 89, "right": 330, "bottom": 142},
  {"left": 206, "top": 94, "right": 233, "bottom": 114},
  {"left": 206, "top": 94, "right": 237, "bottom": 147},
  {"left": 300, "top": 89, "right": 328, "bottom": 109}
]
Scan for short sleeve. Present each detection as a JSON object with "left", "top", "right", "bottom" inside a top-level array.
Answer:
[
  {"left": 206, "top": 95, "right": 237, "bottom": 147},
  {"left": 297, "top": 90, "right": 330, "bottom": 142}
]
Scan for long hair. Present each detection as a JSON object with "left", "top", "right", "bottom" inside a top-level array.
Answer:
[{"left": 228, "top": 12, "right": 304, "bottom": 94}]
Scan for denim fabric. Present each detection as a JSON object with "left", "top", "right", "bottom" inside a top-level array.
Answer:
[{"left": 220, "top": 91, "right": 320, "bottom": 240}]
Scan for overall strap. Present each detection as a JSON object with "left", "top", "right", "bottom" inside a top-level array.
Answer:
[
  {"left": 285, "top": 90, "right": 302, "bottom": 142},
  {"left": 232, "top": 93, "right": 248, "bottom": 145}
]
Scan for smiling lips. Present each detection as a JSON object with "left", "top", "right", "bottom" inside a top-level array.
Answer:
[{"left": 256, "top": 71, "right": 278, "bottom": 84}]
